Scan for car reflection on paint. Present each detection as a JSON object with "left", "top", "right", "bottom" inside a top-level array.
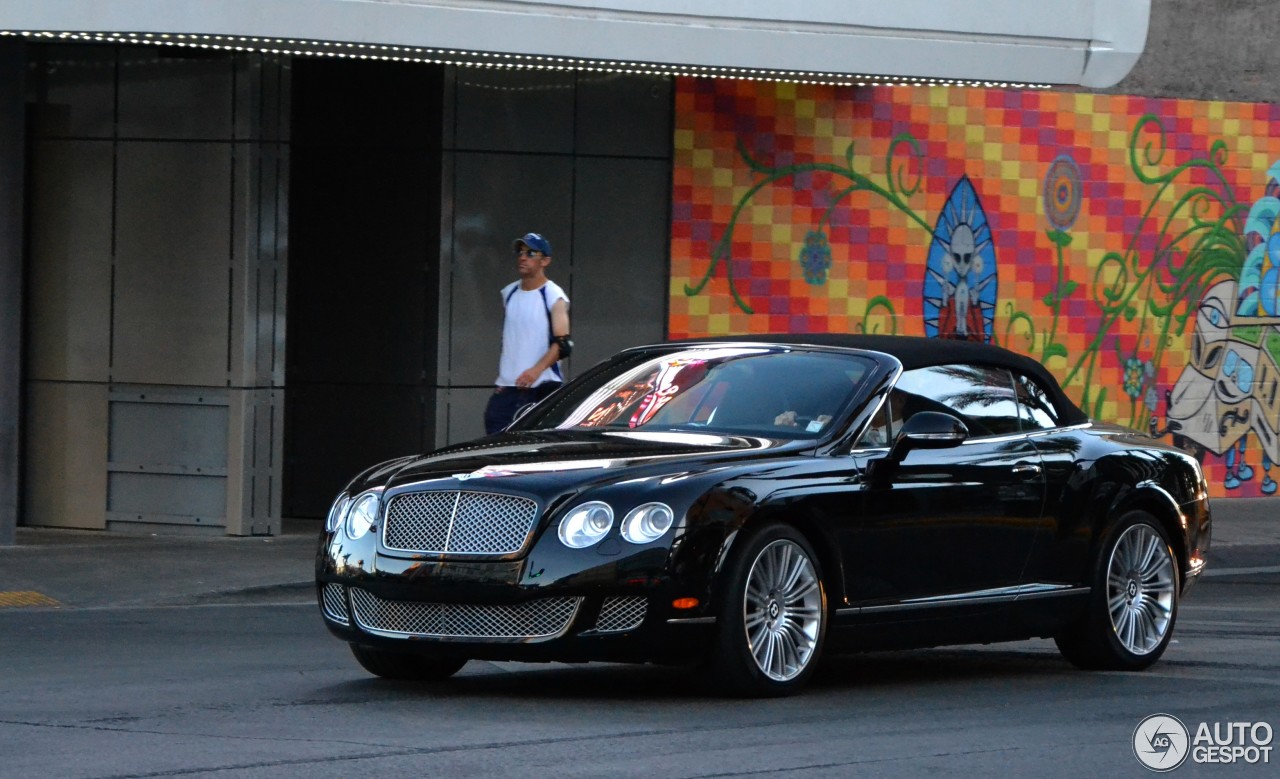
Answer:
[{"left": 316, "top": 334, "right": 1212, "bottom": 696}]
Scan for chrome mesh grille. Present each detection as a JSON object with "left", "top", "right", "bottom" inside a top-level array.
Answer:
[
  {"left": 383, "top": 491, "right": 538, "bottom": 555},
  {"left": 595, "top": 596, "right": 647, "bottom": 633},
  {"left": 349, "top": 588, "right": 581, "bottom": 641},
  {"left": 321, "top": 583, "right": 349, "bottom": 626}
]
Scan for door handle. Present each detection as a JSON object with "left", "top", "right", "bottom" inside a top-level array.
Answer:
[{"left": 1012, "top": 463, "right": 1042, "bottom": 478}]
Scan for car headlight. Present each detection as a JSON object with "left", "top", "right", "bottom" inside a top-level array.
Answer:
[
  {"left": 558, "top": 501, "right": 614, "bottom": 548},
  {"left": 621, "top": 502, "right": 675, "bottom": 544},
  {"left": 345, "top": 492, "right": 380, "bottom": 540},
  {"left": 325, "top": 493, "right": 350, "bottom": 533}
]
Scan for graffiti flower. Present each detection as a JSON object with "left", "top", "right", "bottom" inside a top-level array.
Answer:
[
  {"left": 1043, "top": 155, "right": 1083, "bottom": 231},
  {"left": 798, "top": 230, "right": 832, "bottom": 285},
  {"left": 1122, "top": 357, "right": 1156, "bottom": 402}
]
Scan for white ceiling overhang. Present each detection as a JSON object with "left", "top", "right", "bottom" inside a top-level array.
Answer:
[{"left": 0, "top": 0, "right": 1150, "bottom": 88}]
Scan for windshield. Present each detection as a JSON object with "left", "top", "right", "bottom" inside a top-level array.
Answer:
[{"left": 515, "top": 346, "right": 875, "bottom": 439}]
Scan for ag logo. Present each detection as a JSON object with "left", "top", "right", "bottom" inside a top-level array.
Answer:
[{"left": 1134, "top": 714, "right": 1190, "bottom": 772}]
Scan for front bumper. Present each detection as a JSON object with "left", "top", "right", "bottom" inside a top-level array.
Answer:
[{"left": 314, "top": 528, "right": 720, "bottom": 665}]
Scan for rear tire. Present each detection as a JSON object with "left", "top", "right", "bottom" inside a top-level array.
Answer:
[
  {"left": 704, "top": 522, "right": 827, "bottom": 697},
  {"left": 1055, "top": 510, "right": 1179, "bottom": 670},
  {"left": 350, "top": 644, "right": 467, "bottom": 681}
]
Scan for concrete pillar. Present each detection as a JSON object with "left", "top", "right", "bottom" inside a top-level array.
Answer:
[{"left": 0, "top": 40, "right": 24, "bottom": 546}]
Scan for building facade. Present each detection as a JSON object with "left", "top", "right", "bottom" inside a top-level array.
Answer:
[{"left": 2, "top": 1, "right": 1276, "bottom": 541}]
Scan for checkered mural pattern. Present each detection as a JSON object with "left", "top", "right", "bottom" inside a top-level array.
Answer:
[{"left": 670, "top": 77, "right": 1280, "bottom": 497}]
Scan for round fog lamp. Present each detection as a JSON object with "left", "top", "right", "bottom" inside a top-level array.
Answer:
[
  {"left": 558, "top": 501, "right": 614, "bottom": 548},
  {"left": 621, "top": 502, "right": 675, "bottom": 544},
  {"left": 345, "top": 493, "right": 380, "bottom": 540}
]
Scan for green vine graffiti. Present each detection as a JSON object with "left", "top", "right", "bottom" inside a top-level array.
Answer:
[
  {"left": 1005, "top": 115, "right": 1244, "bottom": 428},
  {"left": 685, "top": 113, "right": 1245, "bottom": 433},
  {"left": 855, "top": 296, "right": 898, "bottom": 335},
  {"left": 683, "top": 134, "right": 933, "bottom": 316}
]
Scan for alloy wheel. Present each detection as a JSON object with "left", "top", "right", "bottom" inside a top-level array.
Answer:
[
  {"left": 742, "top": 539, "right": 823, "bottom": 681},
  {"left": 1106, "top": 523, "right": 1176, "bottom": 655}
]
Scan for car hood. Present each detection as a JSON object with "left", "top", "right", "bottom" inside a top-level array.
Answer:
[{"left": 351, "top": 429, "right": 808, "bottom": 494}]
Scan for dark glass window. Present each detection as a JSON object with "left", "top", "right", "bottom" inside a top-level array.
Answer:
[
  {"left": 893, "top": 364, "right": 1021, "bottom": 437},
  {"left": 516, "top": 347, "right": 874, "bottom": 440},
  {"left": 1015, "top": 373, "right": 1062, "bottom": 431}
]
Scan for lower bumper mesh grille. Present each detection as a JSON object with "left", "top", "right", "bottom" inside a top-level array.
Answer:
[
  {"left": 595, "top": 596, "right": 648, "bottom": 632},
  {"left": 321, "top": 583, "right": 349, "bottom": 626},
  {"left": 350, "top": 588, "right": 581, "bottom": 642}
]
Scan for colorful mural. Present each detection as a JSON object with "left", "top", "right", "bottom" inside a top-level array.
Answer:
[{"left": 669, "top": 78, "right": 1280, "bottom": 498}]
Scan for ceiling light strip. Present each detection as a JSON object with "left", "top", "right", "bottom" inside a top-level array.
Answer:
[{"left": 0, "top": 30, "right": 1051, "bottom": 89}]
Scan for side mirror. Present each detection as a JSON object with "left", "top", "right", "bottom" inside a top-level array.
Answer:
[{"left": 887, "top": 411, "right": 969, "bottom": 462}]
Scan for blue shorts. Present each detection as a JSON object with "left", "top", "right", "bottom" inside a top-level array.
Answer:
[{"left": 483, "top": 383, "right": 562, "bottom": 434}]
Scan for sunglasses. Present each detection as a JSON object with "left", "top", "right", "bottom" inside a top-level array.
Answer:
[{"left": 515, "top": 249, "right": 544, "bottom": 258}]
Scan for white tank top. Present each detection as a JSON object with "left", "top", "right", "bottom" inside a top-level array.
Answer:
[{"left": 496, "top": 280, "right": 569, "bottom": 387}]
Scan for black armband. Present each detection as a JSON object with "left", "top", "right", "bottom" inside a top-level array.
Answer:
[{"left": 553, "top": 334, "right": 574, "bottom": 358}]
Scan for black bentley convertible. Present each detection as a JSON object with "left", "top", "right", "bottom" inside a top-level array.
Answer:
[{"left": 316, "top": 334, "right": 1211, "bottom": 695}]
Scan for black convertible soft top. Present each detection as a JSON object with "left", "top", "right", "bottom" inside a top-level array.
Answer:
[{"left": 665, "top": 333, "right": 1089, "bottom": 425}]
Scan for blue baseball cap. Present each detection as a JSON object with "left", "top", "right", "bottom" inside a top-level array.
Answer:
[{"left": 513, "top": 232, "right": 552, "bottom": 256}]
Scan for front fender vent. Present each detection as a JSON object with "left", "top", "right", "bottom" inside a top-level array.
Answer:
[
  {"left": 595, "top": 596, "right": 648, "bottom": 633},
  {"left": 321, "top": 583, "right": 349, "bottom": 626}
]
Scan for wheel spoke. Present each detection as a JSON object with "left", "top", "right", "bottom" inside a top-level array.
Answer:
[
  {"left": 1133, "top": 603, "right": 1154, "bottom": 649},
  {"left": 771, "top": 632, "right": 787, "bottom": 677},
  {"left": 777, "top": 629, "right": 799, "bottom": 674},
  {"left": 756, "top": 628, "right": 775, "bottom": 669},
  {"left": 784, "top": 615, "right": 813, "bottom": 646},
  {"left": 1140, "top": 566, "right": 1167, "bottom": 586},
  {"left": 1140, "top": 594, "right": 1171, "bottom": 627},
  {"left": 770, "top": 545, "right": 790, "bottom": 589},
  {"left": 773, "top": 544, "right": 793, "bottom": 585},
  {"left": 1123, "top": 607, "right": 1139, "bottom": 649},
  {"left": 785, "top": 577, "right": 818, "bottom": 603},
  {"left": 1137, "top": 534, "right": 1160, "bottom": 574},
  {"left": 1141, "top": 554, "right": 1172, "bottom": 584},
  {"left": 1140, "top": 596, "right": 1164, "bottom": 634},
  {"left": 1113, "top": 604, "right": 1131, "bottom": 644},
  {"left": 1116, "top": 533, "right": 1138, "bottom": 570}
]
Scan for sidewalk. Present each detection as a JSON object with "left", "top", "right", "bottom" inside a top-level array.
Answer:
[
  {"left": 0, "top": 500, "right": 1276, "bottom": 611},
  {"left": 0, "top": 520, "right": 320, "bottom": 610}
]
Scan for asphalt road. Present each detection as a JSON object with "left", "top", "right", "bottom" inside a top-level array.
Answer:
[{"left": 1, "top": 571, "right": 1275, "bottom": 779}]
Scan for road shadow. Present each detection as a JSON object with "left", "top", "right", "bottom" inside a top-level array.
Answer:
[{"left": 311, "top": 642, "right": 1080, "bottom": 704}]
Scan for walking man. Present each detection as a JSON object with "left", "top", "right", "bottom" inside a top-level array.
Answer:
[{"left": 483, "top": 232, "right": 572, "bottom": 434}]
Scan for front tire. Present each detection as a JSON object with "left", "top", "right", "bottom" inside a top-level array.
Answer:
[
  {"left": 1055, "top": 510, "right": 1179, "bottom": 670},
  {"left": 705, "top": 523, "right": 827, "bottom": 696},
  {"left": 350, "top": 644, "right": 467, "bottom": 681}
]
